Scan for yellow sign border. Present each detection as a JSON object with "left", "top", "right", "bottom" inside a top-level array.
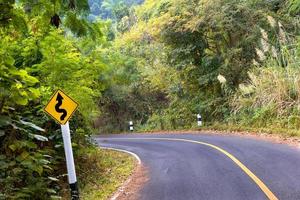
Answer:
[{"left": 44, "top": 89, "right": 79, "bottom": 125}]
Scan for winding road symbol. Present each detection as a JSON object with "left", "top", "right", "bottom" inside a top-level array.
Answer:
[
  {"left": 55, "top": 93, "right": 67, "bottom": 121},
  {"left": 44, "top": 89, "right": 79, "bottom": 125}
]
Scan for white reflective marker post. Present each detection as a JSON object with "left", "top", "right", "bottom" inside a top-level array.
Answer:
[
  {"left": 129, "top": 121, "right": 134, "bottom": 131},
  {"left": 61, "top": 122, "right": 79, "bottom": 200},
  {"left": 197, "top": 114, "right": 202, "bottom": 126}
]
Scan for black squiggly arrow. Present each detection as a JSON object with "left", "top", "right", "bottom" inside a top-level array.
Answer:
[{"left": 55, "top": 92, "right": 67, "bottom": 121}]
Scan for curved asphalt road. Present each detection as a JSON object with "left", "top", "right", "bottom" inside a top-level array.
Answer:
[{"left": 95, "top": 133, "right": 300, "bottom": 200}]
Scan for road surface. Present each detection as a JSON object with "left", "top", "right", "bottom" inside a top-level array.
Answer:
[{"left": 95, "top": 133, "right": 300, "bottom": 200}]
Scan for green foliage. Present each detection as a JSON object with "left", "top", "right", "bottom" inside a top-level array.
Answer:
[
  {"left": 96, "top": 0, "right": 299, "bottom": 132},
  {"left": 34, "top": 29, "right": 104, "bottom": 120},
  {"left": 289, "top": 0, "right": 300, "bottom": 14},
  {"left": 0, "top": 33, "right": 56, "bottom": 197},
  {"left": 101, "top": 0, "right": 266, "bottom": 129},
  {"left": 90, "top": 0, "right": 142, "bottom": 19},
  {"left": 0, "top": 0, "right": 15, "bottom": 26},
  {"left": 0, "top": 36, "right": 39, "bottom": 107},
  {"left": 95, "top": 47, "right": 167, "bottom": 132},
  {"left": 0, "top": 1, "right": 109, "bottom": 199}
]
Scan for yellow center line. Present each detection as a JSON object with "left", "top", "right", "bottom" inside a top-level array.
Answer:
[{"left": 107, "top": 137, "right": 278, "bottom": 200}]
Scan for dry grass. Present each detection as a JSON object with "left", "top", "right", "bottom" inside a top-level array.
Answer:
[
  {"left": 230, "top": 39, "right": 300, "bottom": 130},
  {"left": 233, "top": 66, "right": 300, "bottom": 116},
  {"left": 61, "top": 148, "right": 136, "bottom": 200}
]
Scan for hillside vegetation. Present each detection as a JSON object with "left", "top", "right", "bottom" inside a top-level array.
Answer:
[
  {"left": 97, "top": 0, "right": 300, "bottom": 134},
  {"left": 0, "top": 0, "right": 300, "bottom": 199}
]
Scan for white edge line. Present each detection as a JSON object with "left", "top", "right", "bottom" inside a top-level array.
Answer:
[
  {"left": 100, "top": 147, "right": 142, "bottom": 200},
  {"left": 100, "top": 147, "right": 141, "bottom": 165}
]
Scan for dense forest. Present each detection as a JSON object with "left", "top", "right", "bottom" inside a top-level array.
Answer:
[
  {"left": 97, "top": 0, "right": 300, "bottom": 133},
  {"left": 88, "top": 0, "right": 144, "bottom": 20},
  {"left": 1, "top": 0, "right": 300, "bottom": 199}
]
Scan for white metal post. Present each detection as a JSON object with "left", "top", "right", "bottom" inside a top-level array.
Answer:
[
  {"left": 61, "top": 122, "right": 79, "bottom": 199},
  {"left": 129, "top": 121, "right": 133, "bottom": 131},
  {"left": 197, "top": 114, "right": 202, "bottom": 126}
]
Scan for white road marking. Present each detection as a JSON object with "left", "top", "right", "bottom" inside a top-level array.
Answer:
[{"left": 100, "top": 146, "right": 142, "bottom": 200}]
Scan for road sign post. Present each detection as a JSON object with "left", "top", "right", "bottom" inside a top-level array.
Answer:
[{"left": 44, "top": 89, "right": 79, "bottom": 199}]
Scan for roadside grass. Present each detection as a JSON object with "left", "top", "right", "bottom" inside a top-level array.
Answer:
[
  {"left": 202, "top": 123, "right": 300, "bottom": 138},
  {"left": 137, "top": 122, "right": 300, "bottom": 138},
  {"left": 61, "top": 147, "right": 136, "bottom": 200}
]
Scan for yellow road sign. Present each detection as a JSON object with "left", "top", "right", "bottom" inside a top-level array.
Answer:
[{"left": 44, "top": 89, "right": 79, "bottom": 125}]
